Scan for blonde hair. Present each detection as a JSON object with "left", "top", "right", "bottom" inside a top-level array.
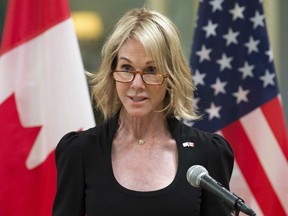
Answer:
[{"left": 89, "top": 7, "right": 199, "bottom": 121}]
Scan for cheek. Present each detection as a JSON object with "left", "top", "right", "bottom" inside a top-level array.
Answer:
[
  {"left": 152, "top": 84, "right": 168, "bottom": 102},
  {"left": 115, "top": 82, "right": 128, "bottom": 98}
]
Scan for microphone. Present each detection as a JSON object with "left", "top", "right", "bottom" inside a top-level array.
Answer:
[{"left": 186, "top": 165, "right": 256, "bottom": 216}]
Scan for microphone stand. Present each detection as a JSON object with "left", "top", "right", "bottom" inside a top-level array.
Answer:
[{"left": 232, "top": 194, "right": 256, "bottom": 216}]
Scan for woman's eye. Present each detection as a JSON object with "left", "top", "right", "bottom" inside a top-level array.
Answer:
[
  {"left": 146, "top": 66, "right": 157, "bottom": 73},
  {"left": 121, "top": 64, "right": 133, "bottom": 72}
]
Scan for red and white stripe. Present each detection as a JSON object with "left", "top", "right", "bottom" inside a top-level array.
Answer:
[{"left": 218, "top": 96, "right": 288, "bottom": 215}]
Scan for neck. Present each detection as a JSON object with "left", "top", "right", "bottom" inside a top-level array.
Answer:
[{"left": 117, "top": 109, "right": 167, "bottom": 143}]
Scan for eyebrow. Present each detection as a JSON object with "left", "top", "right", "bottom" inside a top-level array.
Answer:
[{"left": 118, "top": 57, "right": 154, "bottom": 65}]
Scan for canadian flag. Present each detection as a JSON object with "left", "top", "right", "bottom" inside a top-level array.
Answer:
[{"left": 0, "top": 0, "right": 95, "bottom": 215}]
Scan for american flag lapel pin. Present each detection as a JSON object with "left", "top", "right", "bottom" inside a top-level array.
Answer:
[{"left": 182, "top": 142, "right": 195, "bottom": 148}]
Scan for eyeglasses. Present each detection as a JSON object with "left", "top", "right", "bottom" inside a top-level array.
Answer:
[{"left": 112, "top": 70, "right": 168, "bottom": 85}]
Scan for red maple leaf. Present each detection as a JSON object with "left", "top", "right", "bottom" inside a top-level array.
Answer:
[{"left": 0, "top": 94, "right": 56, "bottom": 216}]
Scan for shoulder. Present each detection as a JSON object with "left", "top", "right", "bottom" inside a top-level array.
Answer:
[
  {"left": 54, "top": 126, "right": 104, "bottom": 168},
  {"left": 183, "top": 124, "right": 234, "bottom": 182},
  {"left": 168, "top": 118, "right": 234, "bottom": 173},
  {"left": 55, "top": 125, "right": 102, "bottom": 155},
  {"left": 56, "top": 127, "right": 96, "bottom": 152},
  {"left": 191, "top": 127, "right": 233, "bottom": 159},
  {"left": 169, "top": 117, "right": 233, "bottom": 152},
  {"left": 186, "top": 123, "right": 233, "bottom": 162},
  {"left": 56, "top": 113, "right": 119, "bottom": 156},
  {"left": 56, "top": 131, "right": 82, "bottom": 156}
]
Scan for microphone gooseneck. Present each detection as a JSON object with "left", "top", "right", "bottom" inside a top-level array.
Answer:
[{"left": 186, "top": 165, "right": 256, "bottom": 216}]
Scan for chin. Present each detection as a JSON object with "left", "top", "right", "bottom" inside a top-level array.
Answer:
[
  {"left": 124, "top": 108, "right": 153, "bottom": 118},
  {"left": 127, "top": 111, "right": 148, "bottom": 118}
]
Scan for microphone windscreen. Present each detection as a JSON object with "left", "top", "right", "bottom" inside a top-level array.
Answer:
[{"left": 186, "top": 165, "right": 208, "bottom": 187}]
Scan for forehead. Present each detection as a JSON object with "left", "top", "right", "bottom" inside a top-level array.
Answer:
[{"left": 117, "top": 39, "right": 153, "bottom": 63}]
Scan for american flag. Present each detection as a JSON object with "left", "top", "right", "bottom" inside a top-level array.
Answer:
[{"left": 189, "top": 0, "right": 288, "bottom": 215}]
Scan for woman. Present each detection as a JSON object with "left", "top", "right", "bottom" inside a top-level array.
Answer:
[{"left": 53, "top": 7, "right": 234, "bottom": 216}]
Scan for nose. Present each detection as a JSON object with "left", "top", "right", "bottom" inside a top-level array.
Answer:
[{"left": 131, "top": 73, "right": 145, "bottom": 88}]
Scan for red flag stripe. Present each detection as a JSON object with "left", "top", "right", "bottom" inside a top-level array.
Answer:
[
  {"left": 240, "top": 106, "right": 288, "bottom": 212},
  {"left": 221, "top": 121, "right": 286, "bottom": 216},
  {"left": 227, "top": 161, "right": 263, "bottom": 215},
  {"left": 261, "top": 96, "right": 288, "bottom": 160},
  {"left": 0, "top": 0, "right": 70, "bottom": 55}
]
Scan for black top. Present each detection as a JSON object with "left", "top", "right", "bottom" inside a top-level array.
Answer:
[{"left": 53, "top": 113, "right": 234, "bottom": 216}]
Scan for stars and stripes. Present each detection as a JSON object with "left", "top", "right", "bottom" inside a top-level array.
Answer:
[{"left": 189, "top": 0, "right": 288, "bottom": 215}]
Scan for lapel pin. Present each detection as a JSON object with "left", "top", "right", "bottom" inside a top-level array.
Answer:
[{"left": 182, "top": 142, "right": 195, "bottom": 147}]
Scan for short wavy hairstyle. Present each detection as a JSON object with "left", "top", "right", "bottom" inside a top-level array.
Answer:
[{"left": 89, "top": 7, "right": 199, "bottom": 121}]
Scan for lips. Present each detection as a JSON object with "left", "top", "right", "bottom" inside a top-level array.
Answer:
[{"left": 128, "top": 96, "right": 148, "bottom": 102}]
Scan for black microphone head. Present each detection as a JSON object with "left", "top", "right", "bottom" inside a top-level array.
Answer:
[{"left": 186, "top": 165, "right": 208, "bottom": 187}]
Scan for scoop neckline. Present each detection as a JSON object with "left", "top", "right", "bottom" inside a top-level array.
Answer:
[{"left": 108, "top": 142, "right": 183, "bottom": 198}]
